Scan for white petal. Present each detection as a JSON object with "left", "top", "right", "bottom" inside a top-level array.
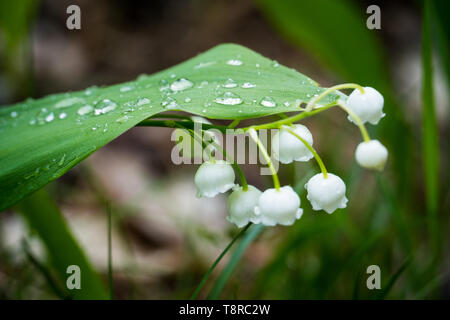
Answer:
[
  {"left": 254, "top": 186, "right": 303, "bottom": 226},
  {"left": 305, "top": 173, "right": 347, "bottom": 214},
  {"left": 194, "top": 160, "right": 235, "bottom": 198},
  {"left": 272, "top": 124, "right": 314, "bottom": 164},
  {"left": 355, "top": 140, "right": 388, "bottom": 171},
  {"left": 346, "top": 87, "right": 384, "bottom": 125},
  {"left": 227, "top": 185, "right": 262, "bottom": 228}
]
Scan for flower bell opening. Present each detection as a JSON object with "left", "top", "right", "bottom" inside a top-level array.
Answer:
[
  {"left": 194, "top": 160, "right": 236, "bottom": 198},
  {"left": 305, "top": 173, "right": 348, "bottom": 214}
]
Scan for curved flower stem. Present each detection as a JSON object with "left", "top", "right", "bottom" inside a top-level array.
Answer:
[
  {"left": 248, "top": 128, "right": 280, "bottom": 191},
  {"left": 175, "top": 122, "right": 249, "bottom": 191},
  {"left": 228, "top": 119, "right": 241, "bottom": 128},
  {"left": 305, "top": 83, "right": 364, "bottom": 111},
  {"left": 283, "top": 127, "right": 328, "bottom": 178},
  {"left": 248, "top": 104, "right": 335, "bottom": 131},
  {"left": 337, "top": 102, "right": 371, "bottom": 142},
  {"left": 190, "top": 223, "right": 252, "bottom": 300}
]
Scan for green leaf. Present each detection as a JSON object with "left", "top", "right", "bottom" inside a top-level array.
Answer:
[
  {"left": 256, "top": 0, "right": 389, "bottom": 87},
  {"left": 0, "top": 43, "right": 340, "bottom": 211},
  {"left": 421, "top": 0, "right": 440, "bottom": 260},
  {"left": 375, "top": 258, "right": 410, "bottom": 300},
  {"left": 207, "top": 224, "right": 264, "bottom": 300},
  {"left": 18, "top": 188, "right": 108, "bottom": 299}
]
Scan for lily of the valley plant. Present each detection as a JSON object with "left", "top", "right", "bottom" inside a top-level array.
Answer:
[{"left": 192, "top": 85, "right": 388, "bottom": 228}]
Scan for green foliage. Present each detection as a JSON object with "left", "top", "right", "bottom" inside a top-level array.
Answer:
[
  {"left": 421, "top": 0, "right": 440, "bottom": 260},
  {"left": 0, "top": 44, "right": 340, "bottom": 212},
  {"left": 18, "top": 188, "right": 108, "bottom": 299}
]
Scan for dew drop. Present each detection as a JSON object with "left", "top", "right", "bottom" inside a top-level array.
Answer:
[
  {"left": 116, "top": 115, "right": 129, "bottom": 123},
  {"left": 271, "top": 61, "right": 279, "bottom": 68},
  {"left": 136, "top": 98, "right": 151, "bottom": 106},
  {"left": 185, "top": 97, "right": 192, "bottom": 103},
  {"left": 10, "top": 111, "right": 18, "bottom": 118},
  {"left": 260, "top": 96, "right": 276, "bottom": 107},
  {"left": 161, "top": 97, "right": 179, "bottom": 109},
  {"left": 214, "top": 92, "right": 243, "bottom": 105},
  {"left": 58, "top": 154, "right": 66, "bottom": 166},
  {"left": 77, "top": 105, "right": 94, "bottom": 116},
  {"left": 45, "top": 112, "right": 55, "bottom": 122},
  {"left": 84, "top": 86, "right": 98, "bottom": 96},
  {"left": 222, "top": 78, "right": 237, "bottom": 88},
  {"left": 59, "top": 112, "right": 67, "bottom": 119},
  {"left": 226, "top": 59, "right": 243, "bottom": 66},
  {"left": 55, "top": 97, "right": 84, "bottom": 109},
  {"left": 197, "top": 81, "right": 209, "bottom": 89},
  {"left": 194, "top": 61, "right": 216, "bottom": 69},
  {"left": 94, "top": 99, "right": 117, "bottom": 115},
  {"left": 170, "top": 78, "right": 194, "bottom": 92},
  {"left": 241, "top": 82, "right": 256, "bottom": 89},
  {"left": 120, "top": 85, "right": 134, "bottom": 92},
  {"left": 283, "top": 101, "right": 290, "bottom": 107}
]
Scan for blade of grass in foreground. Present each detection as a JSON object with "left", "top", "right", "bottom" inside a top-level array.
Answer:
[
  {"left": 18, "top": 188, "right": 108, "bottom": 299},
  {"left": 421, "top": 0, "right": 440, "bottom": 262},
  {"left": 190, "top": 223, "right": 252, "bottom": 300},
  {"left": 207, "top": 224, "right": 264, "bottom": 300},
  {"left": 375, "top": 258, "right": 411, "bottom": 300}
]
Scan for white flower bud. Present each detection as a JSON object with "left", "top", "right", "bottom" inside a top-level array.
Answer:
[
  {"left": 305, "top": 173, "right": 348, "bottom": 214},
  {"left": 227, "top": 185, "right": 262, "bottom": 227},
  {"left": 254, "top": 186, "right": 303, "bottom": 226},
  {"left": 346, "top": 87, "right": 385, "bottom": 125},
  {"left": 355, "top": 140, "right": 388, "bottom": 171},
  {"left": 271, "top": 124, "right": 314, "bottom": 164},
  {"left": 194, "top": 160, "right": 235, "bottom": 198}
]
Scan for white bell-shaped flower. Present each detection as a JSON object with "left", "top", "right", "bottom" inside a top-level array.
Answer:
[
  {"left": 355, "top": 140, "right": 388, "bottom": 171},
  {"left": 254, "top": 186, "right": 303, "bottom": 226},
  {"left": 346, "top": 87, "right": 385, "bottom": 125},
  {"left": 227, "top": 185, "right": 262, "bottom": 227},
  {"left": 271, "top": 124, "right": 314, "bottom": 164},
  {"left": 194, "top": 160, "right": 235, "bottom": 198},
  {"left": 305, "top": 173, "right": 348, "bottom": 214}
]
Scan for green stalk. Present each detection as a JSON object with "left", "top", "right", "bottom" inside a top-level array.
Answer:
[
  {"left": 305, "top": 83, "right": 364, "bottom": 111},
  {"left": 248, "top": 128, "right": 280, "bottom": 190},
  {"left": 421, "top": 0, "right": 440, "bottom": 263},
  {"left": 284, "top": 127, "right": 328, "bottom": 178},
  {"left": 337, "top": 102, "right": 371, "bottom": 142},
  {"left": 208, "top": 224, "right": 264, "bottom": 299},
  {"left": 175, "top": 122, "right": 248, "bottom": 190},
  {"left": 190, "top": 223, "right": 252, "bottom": 300}
]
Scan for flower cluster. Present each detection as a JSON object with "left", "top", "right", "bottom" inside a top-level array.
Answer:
[{"left": 188, "top": 86, "right": 388, "bottom": 228}]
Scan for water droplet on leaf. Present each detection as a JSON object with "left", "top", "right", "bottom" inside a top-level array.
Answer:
[
  {"left": 214, "top": 92, "right": 243, "bottom": 105},
  {"left": 260, "top": 96, "right": 276, "bottom": 107},
  {"left": 170, "top": 78, "right": 194, "bottom": 92},
  {"left": 226, "top": 59, "right": 243, "bottom": 66}
]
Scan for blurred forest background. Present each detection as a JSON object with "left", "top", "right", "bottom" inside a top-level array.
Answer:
[{"left": 0, "top": 0, "right": 449, "bottom": 299}]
